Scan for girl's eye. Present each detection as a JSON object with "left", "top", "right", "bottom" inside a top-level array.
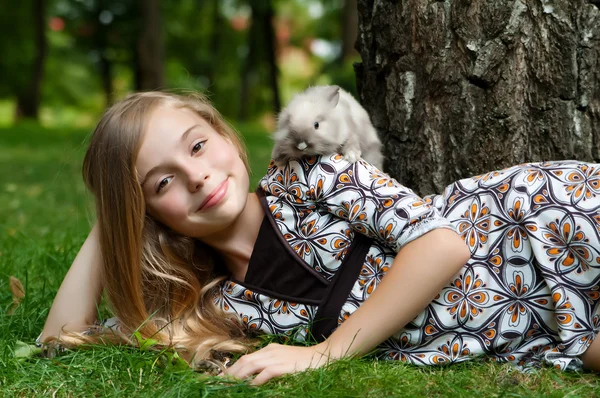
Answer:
[
  {"left": 156, "top": 176, "right": 172, "bottom": 193},
  {"left": 192, "top": 140, "right": 206, "bottom": 154},
  {"left": 313, "top": 122, "right": 319, "bottom": 130}
]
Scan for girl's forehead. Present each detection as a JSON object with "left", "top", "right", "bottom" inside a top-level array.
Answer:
[
  {"left": 146, "top": 105, "right": 208, "bottom": 134},
  {"left": 139, "top": 106, "right": 215, "bottom": 150},
  {"left": 136, "top": 107, "right": 210, "bottom": 171}
]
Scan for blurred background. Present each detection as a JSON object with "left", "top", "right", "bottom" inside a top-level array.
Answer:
[
  {"left": 0, "top": 0, "right": 362, "bottom": 242},
  {"left": 0, "top": 0, "right": 360, "bottom": 130}
]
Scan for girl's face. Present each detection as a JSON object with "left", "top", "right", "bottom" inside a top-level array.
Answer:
[{"left": 136, "top": 105, "right": 250, "bottom": 239}]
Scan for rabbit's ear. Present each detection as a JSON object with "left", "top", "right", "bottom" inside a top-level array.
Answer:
[{"left": 324, "top": 85, "right": 340, "bottom": 108}]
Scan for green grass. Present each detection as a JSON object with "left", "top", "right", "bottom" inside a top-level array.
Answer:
[{"left": 2, "top": 123, "right": 600, "bottom": 397}]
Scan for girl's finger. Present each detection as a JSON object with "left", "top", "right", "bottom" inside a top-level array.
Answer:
[
  {"left": 251, "top": 367, "right": 284, "bottom": 386},
  {"left": 225, "top": 344, "right": 281, "bottom": 376},
  {"left": 227, "top": 357, "right": 269, "bottom": 380},
  {"left": 224, "top": 351, "right": 261, "bottom": 375}
]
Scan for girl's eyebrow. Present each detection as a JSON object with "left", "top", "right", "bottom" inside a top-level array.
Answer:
[{"left": 139, "top": 124, "right": 201, "bottom": 187}]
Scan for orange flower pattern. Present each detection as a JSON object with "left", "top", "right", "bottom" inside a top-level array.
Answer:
[{"left": 219, "top": 157, "right": 600, "bottom": 372}]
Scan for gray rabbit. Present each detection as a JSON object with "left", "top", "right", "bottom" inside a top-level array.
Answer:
[{"left": 271, "top": 85, "right": 384, "bottom": 170}]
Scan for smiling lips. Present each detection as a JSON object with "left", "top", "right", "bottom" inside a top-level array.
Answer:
[{"left": 198, "top": 179, "right": 229, "bottom": 211}]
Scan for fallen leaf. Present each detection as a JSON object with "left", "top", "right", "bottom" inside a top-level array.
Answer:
[
  {"left": 14, "top": 340, "right": 42, "bottom": 359},
  {"left": 9, "top": 276, "right": 25, "bottom": 315}
]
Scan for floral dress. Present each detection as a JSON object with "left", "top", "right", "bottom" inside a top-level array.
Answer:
[{"left": 220, "top": 155, "right": 600, "bottom": 371}]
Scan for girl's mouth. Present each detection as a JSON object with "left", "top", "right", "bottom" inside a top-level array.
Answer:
[{"left": 198, "top": 178, "right": 229, "bottom": 211}]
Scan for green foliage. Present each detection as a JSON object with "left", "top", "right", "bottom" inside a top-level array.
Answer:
[
  {"left": 163, "top": 0, "right": 248, "bottom": 118},
  {"left": 315, "top": 55, "right": 360, "bottom": 97},
  {"left": 1, "top": 0, "right": 361, "bottom": 127},
  {"left": 51, "top": 0, "right": 138, "bottom": 98},
  {"left": 0, "top": 2, "right": 36, "bottom": 97},
  {"left": 41, "top": 29, "right": 106, "bottom": 120}
]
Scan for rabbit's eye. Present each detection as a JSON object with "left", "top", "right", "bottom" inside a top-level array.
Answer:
[{"left": 313, "top": 122, "right": 319, "bottom": 130}]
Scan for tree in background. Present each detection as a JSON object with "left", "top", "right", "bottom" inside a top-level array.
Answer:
[
  {"left": 340, "top": 0, "right": 358, "bottom": 64},
  {"left": 309, "top": 0, "right": 361, "bottom": 96},
  {"left": 0, "top": 0, "right": 354, "bottom": 126},
  {"left": 356, "top": 0, "right": 600, "bottom": 195},
  {"left": 54, "top": 0, "right": 139, "bottom": 107},
  {"left": 134, "top": 0, "right": 164, "bottom": 90},
  {"left": 52, "top": 0, "right": 165, "bottom": 103},
  {"left": 207, "top": 0, "right": 223, "bottom": 86},
  {"left": 163, "top": 0, "right": 249, "bottom": 118},
  {"left": 0, "top": 1, "right": 48, "bottom": 120},
  {"left": 239, "top": 0, "right": 280, "bottom": 121}
]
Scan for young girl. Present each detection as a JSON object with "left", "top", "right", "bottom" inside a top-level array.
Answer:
[{"left": 39, "top": 91, "right": 600, "bottom": 385}]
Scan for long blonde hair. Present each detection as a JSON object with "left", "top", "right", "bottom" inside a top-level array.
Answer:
[{"left": 72, "top": 92, "right": 253, "bottom": 363}]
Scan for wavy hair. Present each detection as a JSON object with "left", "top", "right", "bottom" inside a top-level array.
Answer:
[{"left": 49, "top": 92, "right": 254, "bottom": 365}]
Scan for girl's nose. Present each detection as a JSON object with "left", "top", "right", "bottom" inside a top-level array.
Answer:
[{"left": 187, "top": 167, "right": 209, "bottom": 192}]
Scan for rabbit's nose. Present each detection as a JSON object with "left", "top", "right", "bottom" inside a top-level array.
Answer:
[{"left": 296, "top": 141, "right": 308, "bottom": 151}]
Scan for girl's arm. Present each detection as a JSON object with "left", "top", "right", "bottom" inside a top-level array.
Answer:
[
  {"left": 38, "top": 224, "right": 104, "bottom": 342},
  {"left": 317, "top": 227, "right": 469, "bottom": 358},
  {"left": 225, "top": 227, "right": 470, "bottom": 384}
]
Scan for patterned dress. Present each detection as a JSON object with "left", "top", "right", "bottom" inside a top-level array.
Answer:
[{"left": 220, "top": 155, "right": 600, "bottom": 371}]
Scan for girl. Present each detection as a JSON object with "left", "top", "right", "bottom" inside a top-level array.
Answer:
[{"left": 39, "top": 91, "right": 600, "bottom": 385}]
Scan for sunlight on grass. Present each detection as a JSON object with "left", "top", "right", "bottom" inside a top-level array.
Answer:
[{"left": 0, "top": 100, "right": 15, "bottom": 126}]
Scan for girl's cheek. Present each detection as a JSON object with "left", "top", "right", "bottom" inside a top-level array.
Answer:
[
  {"left": 219, "top": 142, "right": 238, "bottom": 165},
  {"left": 159, "top": 192, "right": 187, "bottom": 219}
]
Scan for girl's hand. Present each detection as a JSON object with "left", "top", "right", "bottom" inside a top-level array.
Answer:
[
  {"left": 221, "top": 230, "right": 468, "bottom": 386},
  {"left": 222, "top": 342, "right": 331, "bottom": 385}
]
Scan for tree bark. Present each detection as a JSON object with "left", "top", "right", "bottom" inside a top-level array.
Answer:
[
  {"left": 355, "top": 0, "right": 600, "bottom": 195},
  {"left": 15, "top": 0, "right": 47, "bottom": 120},
  {"left": 136, "top": 0, "right": 165, "bottom": 90}
]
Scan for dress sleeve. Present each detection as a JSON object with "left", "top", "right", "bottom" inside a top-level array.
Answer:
[{"left": 261, "top": 155, "right": 457, "bottom": 253}]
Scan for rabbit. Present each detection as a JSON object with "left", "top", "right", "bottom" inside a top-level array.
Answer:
[{"left": 271, "top": 85, "right": 384, "bottom": 170}]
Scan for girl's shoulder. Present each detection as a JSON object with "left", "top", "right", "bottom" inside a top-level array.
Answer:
[
  {"left": 259, "top": 154, "right": 399, "bottom": 201},
  {"left": 258, "top": 154, "right": 455, "bottom": 253},
  {"left": 262, "top": 154, "right": 351, "bottom": 180}
]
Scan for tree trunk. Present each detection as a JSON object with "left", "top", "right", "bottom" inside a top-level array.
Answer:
[
  {"left": 99, "top": 51, "right": 114, "bottom": 106},
  {"left": 355, "top": 0, "right": 600, "bottom": 196},
  {"left": 136, "top": 0, "right": 165, "bottom": 90},
  {"left": 94, "top": 4, "right": 113, "bottom": 107},
  {"left": 207, "top": 0, "right": 221, "bottom": 86},
  {"left": 238, "top": 2, "right": 259, "bottom": 121},
  {"left": 238, "top": 0, "right": 281, "bottom": 120},
  {"left": 340, "top": 0, "right": 359, "bottom": 63},
  {"left": 261, "top": 0, "right": 281, "bottom": 113},
  {"left": 15, "top": 0, "right": 47, "bottom": 120}
]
